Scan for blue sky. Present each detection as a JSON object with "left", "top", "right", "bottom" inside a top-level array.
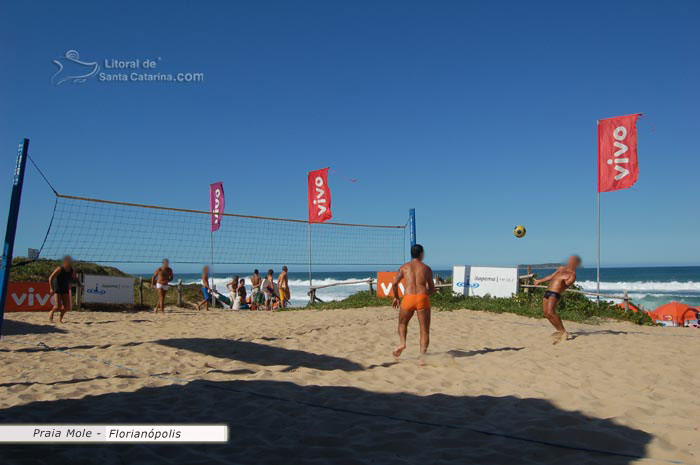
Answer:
[{"left": 0, "top": 0, "right": 698, "bottom": 272}]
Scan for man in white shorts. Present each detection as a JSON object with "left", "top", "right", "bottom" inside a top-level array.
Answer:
[{"left": 151, "top": 258, "right": 174, "bottom": 314}]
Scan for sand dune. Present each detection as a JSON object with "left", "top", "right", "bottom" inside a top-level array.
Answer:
[{"left": 0, "top": 307, "right": 698, "bottom": 464}]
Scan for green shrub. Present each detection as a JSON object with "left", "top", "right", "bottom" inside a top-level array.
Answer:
[{"left": 306, "top": 286, "right": 653, "bottom": 325}]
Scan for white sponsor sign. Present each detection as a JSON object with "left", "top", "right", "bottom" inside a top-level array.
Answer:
[
  {"left": 468, "top": 267, "right": 518, "bottom": 298},
  {"left": 452, "top": 265, "right": 471, "bottom": 296},
  {"left": 83, "top": 275, "right": 134, "bottom": 304},
  {"left": 0, "top": 425, "right": 227, "bottom": 443}
]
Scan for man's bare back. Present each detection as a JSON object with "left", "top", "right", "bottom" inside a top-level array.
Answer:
[
  {"left": 396, "top": 260, "right": 433, "bottom": 296},
  {"left": 391, "top": 244, "right": 435, "bottom": 361}
]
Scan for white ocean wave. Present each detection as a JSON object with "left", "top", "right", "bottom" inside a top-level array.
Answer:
[
  {"left": 188, "top": 275, "right": 374, "bottom": 306},
  {"left": 578, "top": 280, "right": 700, "bottom": 293}
]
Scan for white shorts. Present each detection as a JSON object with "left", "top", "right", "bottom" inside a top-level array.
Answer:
[{"left": 157, "top": 283, "right": 169, "bottom": 290}]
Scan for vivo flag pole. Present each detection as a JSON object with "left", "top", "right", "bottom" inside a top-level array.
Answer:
[
  {"left": 597, "top": 190, "right": 601, "bottom": 302},
  {"left": 307, "top": 168, "right": 333, "bottom": 291},
  {"left": 597, "top": 114, "right": 641, "bottom": 301},
  {"left": 0, "top": 139, "right": 30, "bottom": 339},
  {"left": 209, "top": 182, "right": 224, "bottom": 283}
]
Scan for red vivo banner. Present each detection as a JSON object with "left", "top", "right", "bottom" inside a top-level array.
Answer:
[
  {"left": 598, "top": 114, "right": 641, "bottom": 193},
  {"left": 308, "top": 168, "right": 332, "bottom": 223},
  {"left": 210, "top": 182, "right": 225, "bottom": 231}
]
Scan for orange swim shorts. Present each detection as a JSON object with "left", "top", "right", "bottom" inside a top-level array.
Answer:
[{"left": 401, "top": 294, "right": 431, "bottom": 311}]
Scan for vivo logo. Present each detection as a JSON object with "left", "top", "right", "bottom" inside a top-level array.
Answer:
[
  {"left": 312, "top": 176, "right": 327, "bottom": 216},
  {"left": 212, "top": 188, "right": 222, "bottom": 225},
  {"left": 607, "top": 126, "right": 631, "bottom": 180},
  {"left": 380, "top": 282, "right": 405, "bottom": 295},
  {"left": 11, "top": 289, "right": 51, "bottom": 307}
]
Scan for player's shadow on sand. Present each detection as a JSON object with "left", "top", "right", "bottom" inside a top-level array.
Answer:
[
  {"left": 156, "top": 338, "right": 365, "bottom": 372},
  {"left": 447, "top": 346, "right": 524, "bottom": 358},
  {"left": 569, "top": 330, "right": 628, "bottom": 339},
  {"left": 0, "top": 378, "right": 653, "bottom": 465},
  {"left": 0, "top": 319, "right": 67, "bottom": 336}
]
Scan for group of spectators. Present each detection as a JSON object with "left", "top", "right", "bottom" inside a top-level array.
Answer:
[
  {"left": 193, "top": 265, "right": 291, "bottom": 311},
  {"left": 150, "top": 259, "right": 292, "bottom": 312},
  {"left": 224, "top": 267, "right": 291, "bottom": 310}
]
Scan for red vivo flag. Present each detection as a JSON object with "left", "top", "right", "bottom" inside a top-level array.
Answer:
[
  {"left": 598, "top": 114, "right": 641, "bottom": 193},
  {"left": 210, "top": 182, "right": 225, "bottom": 231},
  {"left": 308, "top": 168, "right": 332, "bottom": 223}
]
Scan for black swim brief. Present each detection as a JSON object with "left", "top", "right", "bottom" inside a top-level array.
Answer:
[{"left": 543, "top": 291, "right": 561, "bottom": 300}]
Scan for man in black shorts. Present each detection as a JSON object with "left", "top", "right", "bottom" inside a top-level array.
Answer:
[
  {"left": 48, "top": 255, "right": 77, "bottom": 323},
  {"left": 533, "top": 255, "right": 581, "bottom": 344}
]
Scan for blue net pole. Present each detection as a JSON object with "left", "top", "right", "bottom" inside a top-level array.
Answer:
[{"left": 0, "top": 139, "right": 30, "bottom": 339}]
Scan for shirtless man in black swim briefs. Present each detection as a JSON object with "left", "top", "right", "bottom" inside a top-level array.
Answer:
[{"left": 533, "top": 255, "right": 581, "bottom": 344}]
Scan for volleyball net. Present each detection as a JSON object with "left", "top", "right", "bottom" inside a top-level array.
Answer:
[{"left": 37, "top": 194, "right": 407, "bottom": 266}]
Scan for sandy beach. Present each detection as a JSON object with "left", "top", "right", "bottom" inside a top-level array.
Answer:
[{"left": 0, "top": 306, "right": 697, "bottom": 464}]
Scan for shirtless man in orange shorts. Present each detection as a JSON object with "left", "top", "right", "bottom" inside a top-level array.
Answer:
[{"left": 391, "top": 244, "right": 435, "bottom": 360}]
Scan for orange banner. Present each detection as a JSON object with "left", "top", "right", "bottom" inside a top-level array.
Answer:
[
  {"left": 5, "top": 282, "right": 53, "bottom": 312},
  {"left": 376, "top": 272, "right": 404, "bottom": 298}
]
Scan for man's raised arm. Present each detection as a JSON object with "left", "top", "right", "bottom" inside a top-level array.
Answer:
[{"left": 533, "top": 270, "right": 556, "bottom": 286}]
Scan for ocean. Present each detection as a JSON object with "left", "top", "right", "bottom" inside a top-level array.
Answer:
[{"left": 146, "top": 266, "right": 700, "bottom": 310}]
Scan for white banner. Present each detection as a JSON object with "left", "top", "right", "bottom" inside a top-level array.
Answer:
[
  {"left": 468, "top": 267, "right": 518, "bottom": 298},
  {"left": 452, "top": 265, "right": 471, "bottom": 296},
  {"left": 83, "top": 275, "right": 134, "bottom": 304},
  {"left": 0, "top": 425, "right": 227, "bottom": 443}
]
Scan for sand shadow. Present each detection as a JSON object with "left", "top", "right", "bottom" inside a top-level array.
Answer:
[
  {"left": 0, "top": 379, "right": 653, "bottom": 465},
  {"left": 0, "top": 374, "right": 139, "bottom": 389},
  {"left": 570, "top": 330, "right": 629, "bottom": 340},
  {"left": 447, "top": 346, "right": 524, "bottom": 358},
  {"left": 156, "top": 338, "right": 365, "bottom": 372},
  {"left": 80, "top": 319, "right": 151, "bottom": 325},
  {"left": 0, "top": 319, "right": 67, "bottom": 336}
]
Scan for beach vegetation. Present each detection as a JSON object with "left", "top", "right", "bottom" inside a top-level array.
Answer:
[{"left": 306, "top": 286, "right": 654, "bottom": 325}]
